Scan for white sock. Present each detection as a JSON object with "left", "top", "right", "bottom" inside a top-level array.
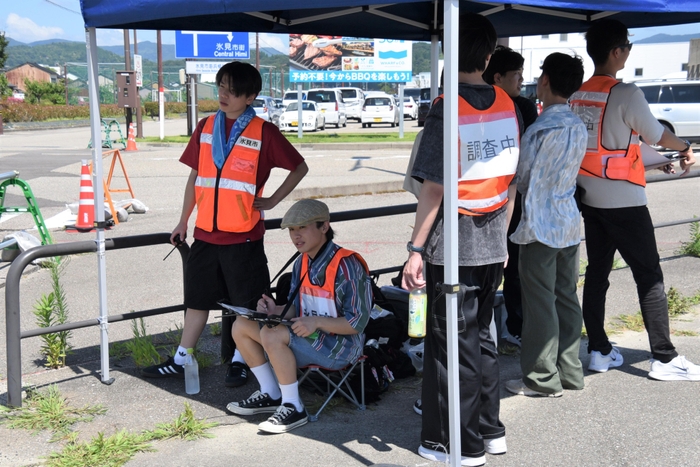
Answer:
[
  {"left": 279, "top": 381, "right": 303, "bottom": 411},
  {"left": 231, "top": 349, "right": 246, "bottom": 364},
  {"left": 250, "top": 363, "right": 281, "bottom": 400},
  {"left": 173, "top": 346, "right": 189, "bottom": 365}
]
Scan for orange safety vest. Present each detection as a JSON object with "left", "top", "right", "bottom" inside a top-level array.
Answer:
[
  {"left": 299, "top": 248, "right": 369, "bottom": 318},
  {"left": 446, "top": 87, "right": 520, "bottom": 216},
  {"left": 195, "top": 115, "right": 265, "bottom": 233},
  {"left": 569, "top": 75, "right": 646, "bottom": 187}
]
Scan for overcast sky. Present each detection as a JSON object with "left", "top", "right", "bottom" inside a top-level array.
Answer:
[{"left": 2, "top": 0, "right": 699, "bottom": 49}]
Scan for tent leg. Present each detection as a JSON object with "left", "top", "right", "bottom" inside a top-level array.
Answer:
[
  {"left": 443, "top": 2, "right": 461, "bottom": 467},
  {"left": 85, "top": 27, "right": 114, "bottom": 385}
]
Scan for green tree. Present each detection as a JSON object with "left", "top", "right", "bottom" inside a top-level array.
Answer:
[
  {"left": 0, "top": 31, "right": 8, "bottom": 69},
  {"left": 23, "top": 78, "right": 66, "bottom": 104},
  {"left": 99, "top": 84, "right": 116, "bottom": 104},
  {"left": 0, "top": 74, "right": 12, "bottom": 98}
]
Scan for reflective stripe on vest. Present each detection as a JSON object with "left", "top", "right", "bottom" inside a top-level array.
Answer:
[
  {"left": 195, "top": 115, "right": 264, "bottom": 232},
  {"left": 570, "top": 76, "right": 646, "bottom": 187},
  {"left": 449, "top": 87, "right": 520, "bottom": 216},
  {"left": 299, "top": 248, "right": 369, "bottom": 318}
]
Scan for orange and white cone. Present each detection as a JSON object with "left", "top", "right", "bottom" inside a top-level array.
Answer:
[
  {"left": 125, "top": 122, "right": 138, "bottom": 151},
  {"left": 75, "top": 159, "right": 95, "bottom": 231}
]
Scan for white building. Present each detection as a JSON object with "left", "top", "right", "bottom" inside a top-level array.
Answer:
[{"left": 511, "top": 33, "right": 690, "bottom": 83}]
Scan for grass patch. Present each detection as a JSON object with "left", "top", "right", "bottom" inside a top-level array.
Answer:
[
  {"left": 677, "top": 221, "right": 700, "bottom": 257},
  {"left": 615, "top": 312, "right": 646, "bottom": 332},
  {"left": 667, "top": 287, "right": 698, "bottom": 317},
  {"left": 672, "top": 329, "right": 699, "bottom": 337},
  {"left": 125, "top": 318, "right": 161, "bottom": 368},
  {"left": 46, "top": 431, "right": 153, "bottom": 467},
  {"left": 144, "top": 402, "right": 217, "bottom": 441},
  {"left": 109, "top": 341, "right": 130, "bottom": 361},
  {"left": 33, "top": 259, "right": 72, "bottom": 369},
  {"left": 1, "top": 385, "right": 106, "bottom": 440},
  {"left": 209, "top": 322, "right": 222, "bottom": 336}
]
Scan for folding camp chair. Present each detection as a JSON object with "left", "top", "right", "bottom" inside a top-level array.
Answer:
[{"left": 298, "top": 354, "right": 366, "bottom": 422}]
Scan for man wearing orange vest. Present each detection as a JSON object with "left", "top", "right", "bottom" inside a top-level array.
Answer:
[
  {"left": 227, "top": 199, "right": 372, "bottom": 433},
  {"left": 571, "top": 19, "right": 698, "bottom": 381},
  {"left": 141, "top": 62, "right": 308, "bottom": 386},
  {"left": 402, "top": 13, "right": 523, "bottom": 467}
]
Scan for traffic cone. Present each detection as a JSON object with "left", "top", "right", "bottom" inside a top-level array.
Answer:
[
  {"left": 125, "top": 122, "right": 138, "bottom": 151},
  {"left": 75, "top": 160, "right": 95, "bottom": 232}
]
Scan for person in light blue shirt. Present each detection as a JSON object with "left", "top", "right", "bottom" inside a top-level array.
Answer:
[{"left": 506, "top": 53, "right": 588, "bottom": 398}]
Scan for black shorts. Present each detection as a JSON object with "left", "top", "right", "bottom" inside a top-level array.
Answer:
[{"left": 184, "top": 239, "right": 270, "bottom": 311}]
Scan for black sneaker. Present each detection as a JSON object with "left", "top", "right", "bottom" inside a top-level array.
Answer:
[
  {"left": 258, "top": 403, "right": 308, "bottom": 433},
  {"left": 226, "top": 390, "right": 281, "bottom": 415},
  {"left": 414, "top": 398, "right": 422, "bottom": 415},
  {"left": 225, "top": 362, "right": 249, "bottom": 387},
  {"left": 140, "top": 356, "right": 184, "bottom": 378}
]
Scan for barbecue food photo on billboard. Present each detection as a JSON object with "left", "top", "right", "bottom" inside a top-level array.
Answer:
[
  {"left": 289, "top": 34, "right": 344, "bottom": 71},
  {"left": 288, "top": 36, "right": 411, "bottom": 83}
]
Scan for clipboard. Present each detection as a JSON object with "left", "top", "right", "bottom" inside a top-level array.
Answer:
[
  {"left": 642, "top": 142, "right": 686, "bottom": 170},
  {"left": 218, "top": 301, "right": 294, "bottom": 327}
]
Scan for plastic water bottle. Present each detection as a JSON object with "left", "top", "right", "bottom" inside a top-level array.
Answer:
[
  {"left": 184, "top": 349, "right": 200, "bottom": 395},
  {"left": 408, "top": 287, "right": 427, "bottom": 338}
]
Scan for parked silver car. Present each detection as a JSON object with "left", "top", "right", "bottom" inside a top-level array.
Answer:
[{"left": 252, "top": 95, "right": 283, "bottom": 127}]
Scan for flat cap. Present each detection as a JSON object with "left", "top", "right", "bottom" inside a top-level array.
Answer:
[{"left": 280, "top": 199, "right": 330, "bottom": 228}]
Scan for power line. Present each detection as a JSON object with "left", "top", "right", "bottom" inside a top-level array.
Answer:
[{"left": 44, "top": 0, "right": 81, "bottom": 15}]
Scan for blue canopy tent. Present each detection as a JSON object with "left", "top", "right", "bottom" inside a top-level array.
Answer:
[{"left": 76, "top": 2, "right": 700, "bottom": 465}]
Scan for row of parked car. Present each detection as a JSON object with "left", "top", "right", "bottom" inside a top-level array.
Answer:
[{"left": 250, "top": 87, "right": 429, "bottom": 132}]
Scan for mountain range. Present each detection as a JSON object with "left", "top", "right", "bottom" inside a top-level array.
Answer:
[{"left": 5, "top": 37, "right": 285, "bottom": 65}]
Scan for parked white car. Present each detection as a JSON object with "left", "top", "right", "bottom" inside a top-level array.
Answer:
[
  {"left": 307, "top": 88, "right": 347, "bottom": 128},
  {"left": 636, "top": 80, "right": 700, "bottom": 142},
  {"left": 361, "top": 94, "right": 399, "bottom": 128},
  {"left": 278, "top": 101, "right": 326, "bottom": 132},
  {"left": 282, "top": 90, "right": 307, "bottom": 109},
  {"left": 338, "top": 87, "right": 365, "bottom": 122},
  {"left": 402, "top": 96, "right": 418, "bottom": 120}
]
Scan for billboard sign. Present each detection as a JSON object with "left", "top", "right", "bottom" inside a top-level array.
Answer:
[
  {"left": 175, "top": 31, "right": 250, "bottom": 59},
  {"left": 134, "top": 54, "right": 143, "bottom": 87},
  {"left": 289, "top": 35, "right": 412, "bottom": 83},
  {"left": 185, "top": 61, "right": 227, "bottom": 75}
]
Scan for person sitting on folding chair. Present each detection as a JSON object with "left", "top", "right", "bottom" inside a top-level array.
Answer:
[{"left": 227, "top": 199, "right": 373, "bottom": 433}]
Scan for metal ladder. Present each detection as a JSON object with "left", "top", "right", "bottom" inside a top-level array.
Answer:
[{"left": 0, "top": 171, "right": 52, "bottom": 246}]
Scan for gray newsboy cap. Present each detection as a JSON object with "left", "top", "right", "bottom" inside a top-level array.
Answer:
[{"left": 280, "top": 199, "right": 330, "bottom": 228}]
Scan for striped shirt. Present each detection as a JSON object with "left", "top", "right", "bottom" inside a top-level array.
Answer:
[{"left": 289, "top": 241, "right": 372, "bottom": 362}]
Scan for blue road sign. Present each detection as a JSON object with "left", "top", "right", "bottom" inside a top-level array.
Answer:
[{"left": 175, "top": 31, "right": 250, "bottom": 59}]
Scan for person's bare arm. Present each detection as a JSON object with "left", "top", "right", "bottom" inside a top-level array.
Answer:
[
  {"left": 253, "top": 161, "right": 309, "bottom": 211},
  {"left": 655, "top": 129, "right": 695, "bottom": 176},
  {"left": 402, "top": 180, "right": 443, "bottom": 291},
  {"left": 171, "top": 169, "right": 198, "bottom": 244}
]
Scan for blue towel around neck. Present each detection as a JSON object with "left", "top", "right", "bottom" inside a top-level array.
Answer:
[{"left": 211, "top": 105, "right": 257, "bottom": 169}]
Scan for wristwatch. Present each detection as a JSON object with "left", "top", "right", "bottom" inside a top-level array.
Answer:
[
  {"left": 681, "top": 140, "right": 691, "bottom": 153},
  {"left": 407, "top": 241, "right": 425, "bottom": 253}
]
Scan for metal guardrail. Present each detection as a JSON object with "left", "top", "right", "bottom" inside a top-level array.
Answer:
[
  {"left": 3, "top": 200, "right": 697, "bottom": 407},
  {"left": 3, "top": 204, "right": 418, "bottom": 407},
  {"left": 5, "top": 233, "right": 190, "bottom": 407}
]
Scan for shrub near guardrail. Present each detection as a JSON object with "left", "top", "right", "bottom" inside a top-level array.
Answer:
[
  {"left": 143, "top": 100, "right": 219, "bottom": 118},
  {"left": 0, "top": 100, "right": 124, "bottom": 122}
]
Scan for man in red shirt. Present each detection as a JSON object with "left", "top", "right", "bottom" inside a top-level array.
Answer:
[{"left": 141, "top": 62, "right": 308, "bottom": 387}]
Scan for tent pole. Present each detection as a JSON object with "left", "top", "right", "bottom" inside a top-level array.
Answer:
[
  {"left": 398, "top": 82, "right": 404, "bottom": 138},
  {"left": 443, "top": 2, "right": 461, "bottom": 466},
  {"left": 85, "top": 27, "right": 114, "bottom": 385},
  {"left": 297, "top": 84, "right": 303, "bottom": 139},
  {"left": 431, "top": 35, "right": 440, "bottom": 100}
]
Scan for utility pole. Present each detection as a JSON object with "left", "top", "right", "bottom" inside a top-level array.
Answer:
[
  {"left": 157, "top": 30, "right": 164, "bottom": 140},
  {"left": 64, "top": 63, "right": 69, "bottom": 105},
  {"left": 256, "top": 32, "right": 260, "bottom": 70},
  {"left": 133, "top": 29, "right": 143, "bottom": 138},
  {"left": 123, "top": 29, "right": 133, "bottom": 133}
]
